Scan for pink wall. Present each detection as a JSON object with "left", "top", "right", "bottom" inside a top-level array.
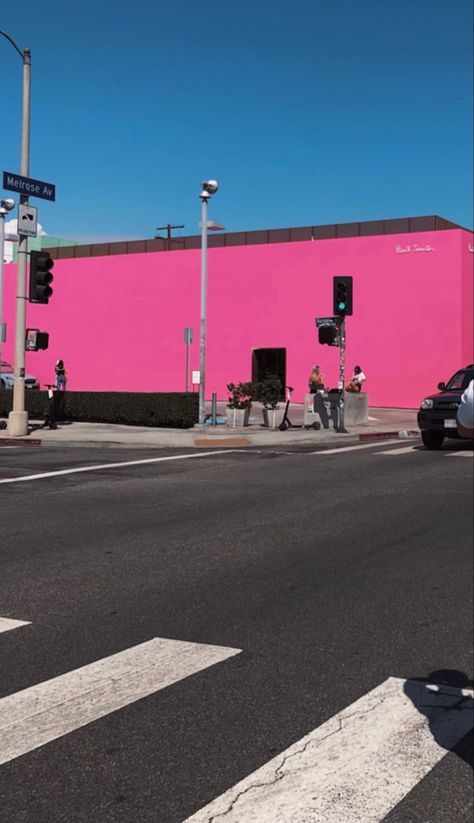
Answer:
[{"left": 2, "top": 228, "right": 473, "bottom": 407}]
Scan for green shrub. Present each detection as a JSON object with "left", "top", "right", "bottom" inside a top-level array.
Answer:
[{"left": 0, "top": 390, "right": 198, "bottom": 429}]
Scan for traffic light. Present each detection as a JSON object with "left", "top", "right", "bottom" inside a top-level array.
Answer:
[
  {"left": 25, "top": 329, "right": 49, "bottom": 351},
  {"left": 318, "top": 326, "right": 338, "bottom": 346},
  {"left": 29, "top": 250, "right": 54, "bottom": 304},
  {"left": 333, "top": 276, "right": 353, "bottom": 316}
]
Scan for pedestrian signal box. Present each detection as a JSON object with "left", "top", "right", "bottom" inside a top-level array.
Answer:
[
  {"left": 26, "top": 328, "right": 49, "bottom": 351},
  {"left": 318, "top": 326, "right": 339, "bottom": 346}
]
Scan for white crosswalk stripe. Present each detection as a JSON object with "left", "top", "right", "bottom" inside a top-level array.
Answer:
[
  {"left": 0, "top": 637, "right": 240, "bottom": 766},
  {"left": 311, "top": 439, "right": 401, "bottom": 455},
  {"left": 446, "top": 450, "right": 474, "bottom": 457},
  {"left": 375, "top": 445, "right": 417, "bottom": 455},
  {"left": 185, "top": 677, "right": 474, "bottom": 823},
  {"left": 0, "top": 616, "right": 31, "bottom": 635}
]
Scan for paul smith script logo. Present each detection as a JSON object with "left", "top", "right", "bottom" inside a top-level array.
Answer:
[{"left": 395, "top": 243, "right": 436, "bottom": 254}]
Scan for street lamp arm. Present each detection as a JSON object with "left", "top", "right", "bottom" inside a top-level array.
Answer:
[{"left": 0, "top": 29, "right": 28, "bottom": 60}]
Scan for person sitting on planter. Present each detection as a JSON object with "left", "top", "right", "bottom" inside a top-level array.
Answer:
[
  {"left": 308, "top": 365, "right": 325, "bottom": 393},
  {"left": 346, "top": 365, "right": 366, "bottom": 393}
]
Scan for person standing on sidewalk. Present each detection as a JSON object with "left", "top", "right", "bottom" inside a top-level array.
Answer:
[{"left": 55, "top": 360, "right": 67, "bottom": 391}]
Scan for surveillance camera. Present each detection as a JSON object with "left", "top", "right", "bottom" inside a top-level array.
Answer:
[
  {"left": 201, "top": 180, "right": 218, "bottom": 195},
  {"left": 0, "top": 198, "right": 15, "bottom": 212}
]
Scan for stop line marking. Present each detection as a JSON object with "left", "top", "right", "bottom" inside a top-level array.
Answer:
[
  {"left": 0, "top": 450, "right": 237, "bottom": 485},
  {"left": 184, "top": 676, "right": 473, "bottom": 823},
  {"left": 0, "top": 637, "right": 240, "bottom": 766}
]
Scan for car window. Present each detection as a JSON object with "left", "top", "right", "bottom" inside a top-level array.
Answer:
[{"left": 446, "top": 369, "right": 474, "bottom": 391}]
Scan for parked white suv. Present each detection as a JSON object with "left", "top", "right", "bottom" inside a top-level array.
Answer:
[{"left": 0, "top": 360, "right": 40, "bottom": 390}]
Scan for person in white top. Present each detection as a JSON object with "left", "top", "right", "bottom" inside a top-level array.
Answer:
[
  {"left": 456, "top": 379, "right": 474, "bottom": 439},
  {"left": 346, "top": 365, "right": 366, "bottom": 393}
]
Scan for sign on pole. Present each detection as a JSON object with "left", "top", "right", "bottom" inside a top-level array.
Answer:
[
  {"left": 18, "top": 204, "right": 38, "bottom": 237},
  {"left": 3, "top": 171, "right": 56, "bottom": 202},
  {"left": 315, "top": 316, "right": 343, "bottom": 328}
]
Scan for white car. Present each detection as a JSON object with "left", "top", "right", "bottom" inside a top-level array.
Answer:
[{"left": 0, "top": 360, "right": 40, "bottom": 390}]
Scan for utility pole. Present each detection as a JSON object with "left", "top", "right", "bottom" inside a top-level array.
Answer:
[
  {"left": 155, "top": 224, "right": 185, "bottom": 250},
  {"left": 337, "top": 318, "right": 348, "bottom": 433},
  {"left": 1, "top": 31, "right": 31, "bottom": 436},
  {"left": 0, "top": 198, "right": 16, "bottom": 371},
  {"left": 198, "top": 180, "right": 218, "bottom": 426}
]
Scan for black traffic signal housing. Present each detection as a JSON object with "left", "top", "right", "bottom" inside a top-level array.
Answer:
[
  {"left": 29, "top": 250, "right": 54, "bottom": 304},
  {"left": 25, "top": 329, "right": 49, "bottom": 351},
  {"left": 318, "top": 325, "right": 339, "bottom": 346},
  {"left": 333, "top": 276, "right": 353, "bottom": 316}
]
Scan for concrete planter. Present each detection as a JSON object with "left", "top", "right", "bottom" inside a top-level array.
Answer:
[
  {"left": 226, "top": 407, "right": 251, "bottom": 427},
  {"left": 262, "top": 407, "right": 286, "bottom": 429}
]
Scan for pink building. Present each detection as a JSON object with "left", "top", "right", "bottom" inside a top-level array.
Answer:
[{"left": 2, "top": 215, "right": 473, "bottom": 408}]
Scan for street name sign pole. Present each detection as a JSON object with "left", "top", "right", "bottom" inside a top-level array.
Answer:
[{"left": 7, "top": 49, "right": 31, "bottom": 436}]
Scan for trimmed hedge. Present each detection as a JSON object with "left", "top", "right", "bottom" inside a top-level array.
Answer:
[{"left": 0, "top": 390, "right": 199, "bottom": 429}]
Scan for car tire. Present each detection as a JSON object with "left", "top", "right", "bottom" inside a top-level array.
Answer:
[{"left": 421, "top": 430, "right": 445, "bottom": 450}]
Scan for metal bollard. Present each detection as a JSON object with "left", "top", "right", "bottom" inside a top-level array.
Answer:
[{"left": 211, "top": 392, "right": 217, "bottom": 426}]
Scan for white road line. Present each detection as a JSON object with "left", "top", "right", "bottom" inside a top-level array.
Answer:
[
  {"left": 0, "top": 450, "right": 237, "bottom": 485},
  {"left": 375, "top": 445, "right": 417, "bottom": 455},
  {"left": 0, "top": 617, "right": 31, "bottom": 635},
  {"left": 311, "top": 439, "right": 401, "bottom": 455},
  {"left": 184, "top": 676, "right": 474, "bottom": 823},
  {"left": 0, "top": 637, "right": 240, "bottom": 766},
  {"left": 446, "top": 451, "right": 473, "bottom": 458}
]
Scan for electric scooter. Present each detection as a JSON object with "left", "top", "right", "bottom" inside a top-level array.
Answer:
[{"left": 278, "top": 386, "right": 320, "bottom": 431}]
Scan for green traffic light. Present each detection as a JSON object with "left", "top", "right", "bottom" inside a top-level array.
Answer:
[{"left": 338, "top": 302, "right": 346, "bottom": 310}]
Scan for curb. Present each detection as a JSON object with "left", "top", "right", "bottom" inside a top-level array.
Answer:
[
  {"left": 0, "top": 438, "right": 42, "bottom": 447},
  {"left": 358, "top": 430, "right": 420, "bottom": 441}
]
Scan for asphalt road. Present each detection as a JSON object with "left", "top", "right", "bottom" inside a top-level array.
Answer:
[{"left": 0, "top": 438, "right": 473, "bottom": 823}]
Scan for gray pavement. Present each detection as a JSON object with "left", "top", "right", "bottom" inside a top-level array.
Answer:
[{"left": 0, "top": 404, "right": 420, "bottom": 448}]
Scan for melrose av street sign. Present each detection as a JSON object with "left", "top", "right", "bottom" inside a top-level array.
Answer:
[{"left": 3, "top": 171, "right": 56, "bottom": 202}]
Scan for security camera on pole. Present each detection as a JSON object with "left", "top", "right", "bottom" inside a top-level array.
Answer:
[
  {"left": 198, "top": 180, "right": 219, "bottom": 426},
  {"left": 0, "top": 198, "right": 16, "bottom": 369}
]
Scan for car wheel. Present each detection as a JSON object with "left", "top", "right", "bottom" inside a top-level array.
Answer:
[
  {"left": 0, "top": 379, "right": 5, "bottom": 389},
  {"left": 421, "top": 430, "right": 444, "bottom": 450}
]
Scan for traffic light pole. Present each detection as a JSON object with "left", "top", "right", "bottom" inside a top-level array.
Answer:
[
  {"left": 6, "top": 40, "right": 31, "bottom": 436},
  {"left": 337, "top": 318, "right": 348, "bottom": 433}
]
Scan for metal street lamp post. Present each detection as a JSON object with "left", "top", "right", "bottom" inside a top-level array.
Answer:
[
  {"left": 0, "top": 30, "right": 31, "bottom": 436},
  {"left": 198, "top": 180, "right": 218, "bottom": 426},
  {"left": 0, "top": 198, "right": 16, "bottom": 372}
]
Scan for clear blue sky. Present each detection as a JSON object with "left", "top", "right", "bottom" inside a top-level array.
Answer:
[{"left": 1, "top": 0, "right": 472, "bottom": 241}]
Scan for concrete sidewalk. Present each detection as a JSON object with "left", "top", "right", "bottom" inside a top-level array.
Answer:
[{"left": 0, "top": 405, "right": 420, "bottom": 448}]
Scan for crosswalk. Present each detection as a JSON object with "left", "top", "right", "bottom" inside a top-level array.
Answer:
[
  {"left": 1, "top": 614, "right": 473, "bottom": 822},
  {"left": 313, "top": 442, "right": 473, "bottom": 458}
]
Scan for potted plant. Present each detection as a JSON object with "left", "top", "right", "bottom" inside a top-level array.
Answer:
[
  {"left": 259, "top": 373, "right": 285, "bottom": 429},
  {"left": 226, "top": 381, "right": 254, "bottom": 427}
]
